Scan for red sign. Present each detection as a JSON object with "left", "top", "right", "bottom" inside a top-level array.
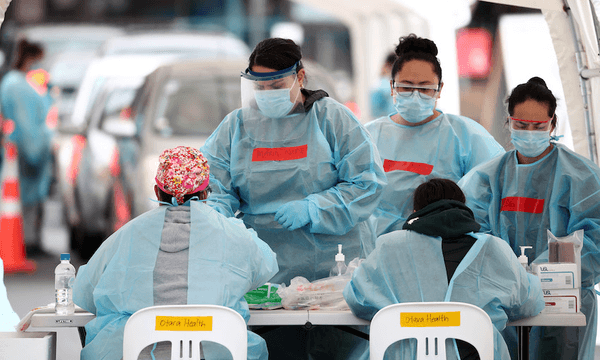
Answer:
[
  {"left": 501, "top": 197, "right": 545, "bottom": 214},
  {"left": 252, "top": 145, "right": 308, "bottom": 162},
  {"left": 383, "top": 160, "right": 433, "bottom": 175}
]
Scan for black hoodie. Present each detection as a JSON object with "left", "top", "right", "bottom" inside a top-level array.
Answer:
[{"left": 403, "top": 199, "right": 481, "bottom": 282}]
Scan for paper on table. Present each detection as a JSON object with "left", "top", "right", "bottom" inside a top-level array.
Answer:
[{"left": 16, "top": 303, "right": 55, "bottom": 332}]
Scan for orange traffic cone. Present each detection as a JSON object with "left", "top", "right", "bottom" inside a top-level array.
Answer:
[{"left": 0, "top": 119, "right": 36, "bottom": 273}]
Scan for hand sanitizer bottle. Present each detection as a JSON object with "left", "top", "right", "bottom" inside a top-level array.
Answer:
[
  {"left": 518, "top": 246, "right": 533, "bottom": 273},
  {"left": 329, "top": 244, "right": 347, "bottom": 277}
]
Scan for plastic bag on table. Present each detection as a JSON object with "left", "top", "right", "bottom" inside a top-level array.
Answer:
[
  {"left": 276, "top": 257, "right": 362, "bottom": 310},
  {"left": 244, "top": 283, "right": 283, "bottom": 309}
]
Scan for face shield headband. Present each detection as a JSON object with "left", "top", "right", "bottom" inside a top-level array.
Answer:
[{"left": 241, "top": 61, "right": 300, "bottom": 81}]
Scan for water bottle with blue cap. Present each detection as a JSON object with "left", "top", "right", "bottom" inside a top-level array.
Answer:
[{"left": 55, "top": 253, "right": 76, "bottom": 315}]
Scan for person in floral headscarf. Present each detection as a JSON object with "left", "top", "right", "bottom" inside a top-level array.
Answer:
[
  {"left": 154, "top": 145, "right": 211, "bottom": 205},
  {"left": 74, "top": 146, "right": 278, "bottom": 360}
]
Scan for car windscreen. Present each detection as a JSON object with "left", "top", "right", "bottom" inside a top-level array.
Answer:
[
  {"left": 153, "top": 74, "right": 240, "bottom": 136},
  {"left": 100, "top": 87, "right": 138, "bottom": 124}
]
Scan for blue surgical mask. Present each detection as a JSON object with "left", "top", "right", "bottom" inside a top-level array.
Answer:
[
  {"left": 393, "top": 91, "right": 436, "bottom": 123},
  {"left": 510, "top": 128, "right": 551, "bottom": 157},
  {"left": 255, "top": 89, "right": 295, "bottom": 118}
]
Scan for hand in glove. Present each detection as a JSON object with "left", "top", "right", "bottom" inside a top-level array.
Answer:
[{"left": 274, "top": 200, "right": 311, "bottom": 231}]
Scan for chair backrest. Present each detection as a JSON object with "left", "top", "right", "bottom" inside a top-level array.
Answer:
[
  {"left": 123, "top": 304, "right": 247, "bottom": 360},
  {"left": 369, "top": 302, "right": 494, "bottom": 360}
]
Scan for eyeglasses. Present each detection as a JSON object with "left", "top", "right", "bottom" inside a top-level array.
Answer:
[
  {"left": 509, "top": 117, "right": 552, "bottom": 131},
  {"left": 393, "top": 82, "right": 440, "bottom": 99}
]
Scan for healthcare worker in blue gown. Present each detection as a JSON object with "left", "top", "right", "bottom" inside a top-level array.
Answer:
[
  {"left": 369, "top": 52, "right": 397, "bottom": 119},
  {"left": 73, "top": 146, "right": 278, "bottom": 360},
  {"left": 0, "top": 39, "right": 54, "bottom": 256},
  {"left": 200, "top": 38, "right": 386, "bottom": 359},
  {"left": 344, "top": 178, "right": 545, "bottom": 360},
  {"left": 458, "top": 77, "right": 600, "bottom": 360},
  {"left": 365, "top": 34, "right": 504, "bottom": 237}
]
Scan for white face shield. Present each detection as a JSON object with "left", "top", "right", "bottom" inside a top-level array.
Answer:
[{"left": 240, "top": 62, "right": 304, "bottom": 119}]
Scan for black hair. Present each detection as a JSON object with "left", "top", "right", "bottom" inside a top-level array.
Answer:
[
  {"left": 506, "top": 76, "right": 558, "bottom": 129},
  {"left": 391, "top": 34, "right": 442, "bottom": 84},
  {"left": 248, "top": 38, "right": 304, "bottom": 72},
  {"left": 384, "top": 52, "right": 397, "bottom": 66},
  {"left": 156, "top": 186, "right": 211, "bottom": 204},
  {"left": 13, "top": 39, "right": 44, "bottom": 70},
  {"left": 413, "top": 178, "right": 465, "bottom": 212}
]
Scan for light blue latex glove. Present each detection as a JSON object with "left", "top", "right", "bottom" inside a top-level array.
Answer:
[{"left": 274, "top": 200, "right": 311, "bottom": 231}]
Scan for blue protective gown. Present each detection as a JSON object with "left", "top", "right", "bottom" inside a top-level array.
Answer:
[
  {"left": 458, "top": 143, "right": 600, "bottom": 360},
  {"left": 0, "top": 70, "right": 53, "bottom": 206},
  {"left": 369, "top": 78, "right": 395, "bottom": 119},
  {"left": 365, "top": 112, "right": 505, "bottom": 236},
  {"left": 201, "top": 95, "right": 386, "bottom": 284},
  {"left": 73, "top": 201, "right": 278, "bottom": 360},
  {"left": 343, "top": 231, "right": 544, "bottom": 360}
]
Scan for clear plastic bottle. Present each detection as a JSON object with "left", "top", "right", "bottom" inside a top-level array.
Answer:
[
  {"left": 55, "top": 253, "right": 76, "bottom": 315},
  {"left": 329, "top": 244, "right": 348, "bottom": 277}
]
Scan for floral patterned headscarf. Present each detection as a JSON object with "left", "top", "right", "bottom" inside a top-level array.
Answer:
[{"left": 155, "top": 146, "right": 210, "bottom": 205}]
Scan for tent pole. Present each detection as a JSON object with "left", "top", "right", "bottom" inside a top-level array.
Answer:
[{"left": 566, "top": 2, "right": 598, "bottom": 163}]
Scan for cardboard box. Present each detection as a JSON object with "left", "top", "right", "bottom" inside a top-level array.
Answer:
[
  {"left": 541, "top": 288, "right": 580, "bottom": 314},
  {"left": 532, "top": 263, "right": 579, "bottom": 289}
]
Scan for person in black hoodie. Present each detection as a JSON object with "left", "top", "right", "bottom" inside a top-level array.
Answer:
[
  {"left": 344, "top": 178, "right": 544, "bottom": 360},
  {"left": 406, "top": 177, "right": 479, "bottom": 282}
]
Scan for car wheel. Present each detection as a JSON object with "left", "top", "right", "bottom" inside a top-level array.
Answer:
[{"left": 70, "top": 190, "right": 108, "bottom": 261}]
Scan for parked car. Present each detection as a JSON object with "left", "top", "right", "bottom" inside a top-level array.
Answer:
[
  {"left": 57, "top": 30, "right": 254, "bottom": 258},
  {"left": 68, "top": 58, "right": 243, "bottom": 257},
  {"left": 56, "top": 54, "right": 176, "bottom": 257},
  {"left": 59, "top": 77, "right": 143, "bottom": 258}
]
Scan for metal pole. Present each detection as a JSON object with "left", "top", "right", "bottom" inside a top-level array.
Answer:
[{"left": 565, "top": 2, "right": 598, "bottom": 163}]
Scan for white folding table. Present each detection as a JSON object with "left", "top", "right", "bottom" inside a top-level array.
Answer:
[{"left": 26, "top": 307, "right": 585, "bottom": 360}]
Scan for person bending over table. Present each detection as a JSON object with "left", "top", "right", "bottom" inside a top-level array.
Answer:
[
  {"left": 73, "top": 146, "right": 278, "bottom": 360},
  {"left": 200, "top": 37, "right": 386, "bottom": 360},
  {"left": 343, "top": 178, "right": 544, "bottom": 360}
]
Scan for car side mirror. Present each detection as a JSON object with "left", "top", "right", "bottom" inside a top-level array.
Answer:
[{"left": 101, "top": 117, "right": 136, "bottom": 138}]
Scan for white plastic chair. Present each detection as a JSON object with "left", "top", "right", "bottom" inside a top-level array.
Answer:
[
  {"left": 123, "top": 304, "right": 247, "bottom": 360},
  {"left": 369, "top": 302, "right": 494, "bottom": 360}
]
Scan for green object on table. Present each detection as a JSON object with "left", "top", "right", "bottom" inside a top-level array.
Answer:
[{"left": 244, "top": 283, "right": 282, "bottom": 309}]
